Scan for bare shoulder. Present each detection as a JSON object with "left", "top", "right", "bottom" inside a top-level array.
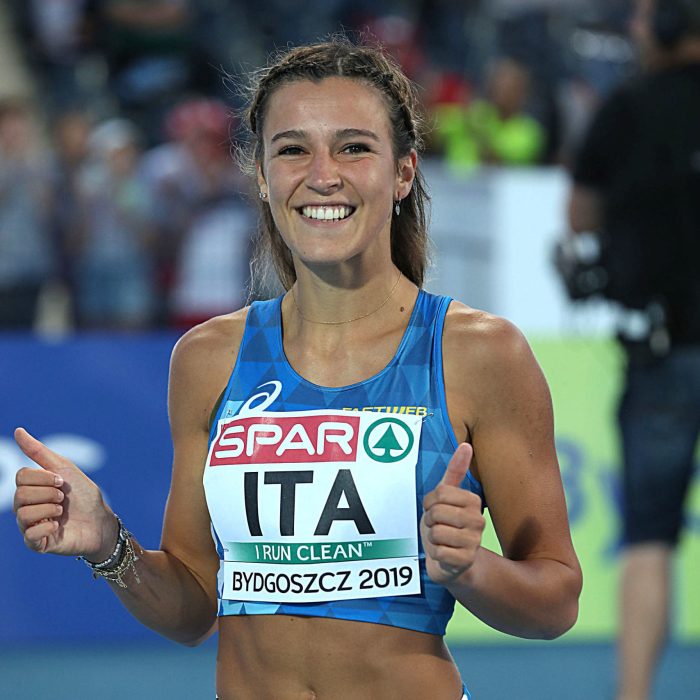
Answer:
[
  {"left": 442, "top": 301, "right": 551, "bottom": 434},
  {"left": 443, "top": 300, "right": 535, "bottom": 375},
  {"left": 171, "top": 308, "right": 250, "bottom": 375},
  {"left": 169, "top": 308, "right": 251, "bottom": 431}
]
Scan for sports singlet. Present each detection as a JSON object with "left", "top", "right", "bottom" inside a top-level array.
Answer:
[{"left": 204, "top": 289, "right": 484, "bottom": 636}]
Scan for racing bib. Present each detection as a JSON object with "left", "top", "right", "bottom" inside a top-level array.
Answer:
[{"left": 204, "top": 409, "right": 422, "bottom": 604}]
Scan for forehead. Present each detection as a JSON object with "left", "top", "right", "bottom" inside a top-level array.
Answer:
[{"left": 262, "top": 77, "right": 392, "bottom": 139}]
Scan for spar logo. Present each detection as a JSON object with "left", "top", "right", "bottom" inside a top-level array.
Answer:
[
  {"left": 208, "top": 414, "right": 360, "bottom": 466},
  {"left": 363, "top": 417, "right": 414, "bottom": 463}
]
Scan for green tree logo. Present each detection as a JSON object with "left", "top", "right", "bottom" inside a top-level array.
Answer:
[{"left": 364, "top": 418, "right": 414, "bottom": 463}]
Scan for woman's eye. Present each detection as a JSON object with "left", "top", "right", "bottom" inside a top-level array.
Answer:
[
  {"left": 342, "top": 143, "right": 370, "bottom": 154},
  {"left": 278, "top": 145, "right": 304, "bottom": 156}
]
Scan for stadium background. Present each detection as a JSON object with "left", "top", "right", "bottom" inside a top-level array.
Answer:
[{"left": 0, "top": 1, "right": 698, "bottom": 698}]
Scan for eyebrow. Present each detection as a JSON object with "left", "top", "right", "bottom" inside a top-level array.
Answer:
[{"left": 270, "top": 128, "right": 381, "bottom": 143}]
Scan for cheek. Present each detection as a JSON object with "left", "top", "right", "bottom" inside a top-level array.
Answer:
[
  {"left": 360, "top": 162, "right": 399, "bottom": 200},
  {"left": 267, "top": 200, "right": 291, "bottom": 236},
  {"left": 264, "top": 162, "right": 300, "bottom": 200}
]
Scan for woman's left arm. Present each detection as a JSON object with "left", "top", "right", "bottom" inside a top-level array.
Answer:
[{"left": 422, "top": 307, "right": 582, "bottom": 640}]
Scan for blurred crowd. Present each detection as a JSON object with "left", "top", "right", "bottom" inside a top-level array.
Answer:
[{"left": 0, "top": 0, "right": 639, "bottom": 332}]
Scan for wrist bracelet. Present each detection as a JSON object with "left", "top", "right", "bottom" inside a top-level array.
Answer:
[
  {"left": 78, "top": 516, "right": 141, "bottom": 589},
  {"left": 82, "top": 515, "right": 126, "bottom": 569}
]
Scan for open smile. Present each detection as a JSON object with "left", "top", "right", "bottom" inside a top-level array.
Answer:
[{"left": 299, "top": 205, "right": 355, "bottom": 221}]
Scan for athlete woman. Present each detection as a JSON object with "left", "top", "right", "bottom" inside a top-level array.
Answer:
[{"left": 13, "top": 39, "right": 581, "bottom": 700}]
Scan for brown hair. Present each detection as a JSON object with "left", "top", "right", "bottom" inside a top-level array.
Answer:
[{"left": 237, "top": 35, "right": 430, "bottom": 294}]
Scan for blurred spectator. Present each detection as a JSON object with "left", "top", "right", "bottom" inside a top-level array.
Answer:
[
  {"left": 493, "top": 7, "right": 565, "bottom": 163},
  {"left": 557, "top": 15, "right": 636, "bottom": 165},
  {"left": 71, "top": 118, "right": 157, "bottom": 330},
  {"left": 364, "top": 13, "right": 426, "bottom": 81},
  {"left": 0, "top": 98, "right": 55, "bottom": 328},
  {"left": 247, "top": 0, "right": 346, "bottom": 51},
  {"left": 47, "top": 108, "right": 94, "bottom": 321},
  {"left": 422, "top": 70, "right": 473, "bottom": 157},
  {"left": 567, "top": 1, "right": 700, "bottom": 698},
  {"left": 432, "top": 56, "right": 546, "bottom": 172},
  {"left": 0, "top": 0, "right": 663, "bottom": 335},
  {"left": 417, "top": 0, "right": 479, "bottom": 75},
  {"left": 11, "top": 1, "right": 104, "bottom": 116},
  {"left": 98, "top": 0, "right": 215, "bottom": 145},
  {"left": 556, "top": 75, "right": 607, "bottom": 169},
  {"left": 141, "top": 98, "right": 253, "bottom": 328}
]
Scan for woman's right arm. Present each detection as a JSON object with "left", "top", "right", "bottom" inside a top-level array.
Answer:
[{"left": 13, "top": 315, "right": 245, "bottom": 645}]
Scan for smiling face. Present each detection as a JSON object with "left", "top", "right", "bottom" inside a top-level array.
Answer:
[{"left": 257, "top": 77, "right": 416, "bottom": 274}]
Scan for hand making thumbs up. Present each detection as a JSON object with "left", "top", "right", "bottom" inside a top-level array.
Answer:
[
  {"left": 420, "top": 442, "right": 485, "bottom": 585},
  {"left": 13, "top": 428, "right": 118, "bottom": 561}
]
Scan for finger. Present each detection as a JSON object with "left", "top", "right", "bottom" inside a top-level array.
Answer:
[
  {"left": 23, "top": 519, "right": 59, "bottom": 551},
  {"left": 425, "top": 524, "right": 474, "bottom": 548},
  {"left": 14, "top": 484, "right": 65, "bottom": 509},
  {"left": 423, "top": 539, "right": 473, "bottom": 575},
  {"left": 14, "top": 428, "right": 66, "bottom": 475},
  {"left": 439, "top": 442, "right": 473, "bottom": 488},
  {"left": 16, "top": 503, "right": 63, "bottom": 529},
  {"left": 430, "top": 544, "right": 471, "bottom": 567},
  {"left": 423, "top": 484, "right": 481, "bottom": 511},
  {"left": 423, "top": 502, "right": 474, "bottom": 528},
  {"left": 15, "top": 466, "right": 64, "bottom": 488}
]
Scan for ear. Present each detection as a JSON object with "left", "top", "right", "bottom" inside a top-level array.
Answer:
[
  {"left": 395, "top": 149, "right": 417, "bottom": 201},
  {"left": 256, "top": 162, "right": 268, "bottom": 199}
]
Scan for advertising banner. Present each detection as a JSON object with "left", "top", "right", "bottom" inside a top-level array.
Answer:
[
  {"left": 2, "top": 335, "right": 698, "bottom": 644},
  {"left": 448, "top": 339, "right": 700, "bottom": 642},
  {"left": 0, "top": 334, "right": 177, "bottom": 644}
]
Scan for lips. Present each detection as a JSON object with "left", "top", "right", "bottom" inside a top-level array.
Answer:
[{"left": 299, "top": 205, "right": 355, "bottom": 221}]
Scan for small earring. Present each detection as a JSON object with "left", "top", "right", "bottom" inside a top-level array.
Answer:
[
  {"left": 394, "top": 200, "right": 401, "bottom": 216},
  {"left": 259, "top": 191, "right": 267, "bottom": 200}
]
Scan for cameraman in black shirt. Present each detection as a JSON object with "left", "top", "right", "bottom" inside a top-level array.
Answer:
[{"left": 568, "top": 2, "right": 700, "bottom": 698}]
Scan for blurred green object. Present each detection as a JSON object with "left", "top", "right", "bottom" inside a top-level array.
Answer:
[{"left": 435, "top": 99, "right": 545, "bottom": 172}]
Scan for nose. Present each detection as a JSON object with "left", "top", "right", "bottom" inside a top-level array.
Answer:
[{"left": 305, "top": 149, "right": 342, "bottom": 194}]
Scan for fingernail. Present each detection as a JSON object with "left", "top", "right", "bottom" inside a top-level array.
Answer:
[{"left": 54, "top": 475, "right": 64, "bottom": 487}]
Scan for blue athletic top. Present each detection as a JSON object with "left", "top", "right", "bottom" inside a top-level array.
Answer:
[{"left": 205, "top": 289, "right": 484, "bottom": 637}]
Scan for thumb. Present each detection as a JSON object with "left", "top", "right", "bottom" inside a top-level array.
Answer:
[
  {"left": 14, "top": 427, "right": 70, "bottom": 475},
  {"left": 440, "top": 442, "right": 473, "bottom": 488}
]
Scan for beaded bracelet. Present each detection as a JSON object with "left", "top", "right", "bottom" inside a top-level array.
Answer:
[
  {"left": 78, "top": 516, "right": 141, "bottom": 589},
  {"left": 92, "top": 535, "right": 140, "bottom": 588},
  {"left": 82, "top": 515, "right": 127, "bottom": 569}
]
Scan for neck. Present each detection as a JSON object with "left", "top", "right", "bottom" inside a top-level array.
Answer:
[{"left": 288, "top": 267, "right": 405, "bottom": 327}]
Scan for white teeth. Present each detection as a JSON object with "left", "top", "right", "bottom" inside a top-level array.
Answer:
[{"left": 301, "top": 205, "right": 353, "bottom": 221}]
